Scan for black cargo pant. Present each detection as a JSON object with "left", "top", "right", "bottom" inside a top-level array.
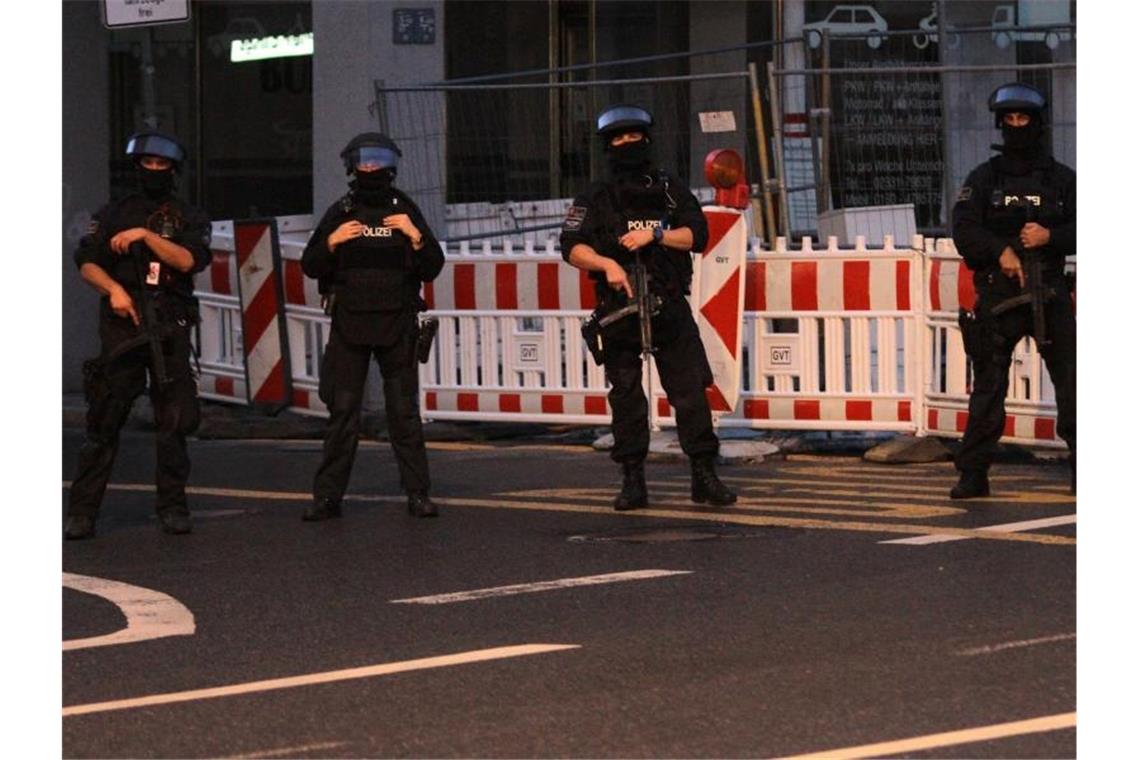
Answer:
[
  {"left": 69, "top": 313, "right": 200, "bottom": 519},
  {"left": 603, "top": 297, "right": 719, "bottom": 463},
  {"left": 956, "top": 275, "right": 1076, "bottom": 474},
  {"left": 314, "top": 325, "right": 430, "bottom": 503}
]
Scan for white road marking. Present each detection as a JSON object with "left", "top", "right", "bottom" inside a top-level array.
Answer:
[
  {"left": 880, "top": 514, "right": 1076, "bottom": 545},
  {"left": 63, "top": 643, "right": 578, "bottom": 717},
  {"left": 956, "top": 632, "right": 1076, "bottom": 656},
  {"left": 777, "top": 711, "right": 1076, "bottom": 759},
  {"left": 62, "top": 573, "right": 195, "bottom": 651},
  {"left": 390, "top": 569, "right": 693, "bottom": 605},
  {"left": 230, "top": 741, "right": 348, "bottom": 758}
]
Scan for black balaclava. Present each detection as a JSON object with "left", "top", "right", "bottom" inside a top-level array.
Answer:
[
  {"left": 605, "top": 132, "right": 653, "bottom": 178},
  {"left": 352, "top": 168, "right": 395, "bottom": 204},
  {"left": 137, "top": 163, "right": 175, "bottom": 199},
  {"left": 999, "top": 113, "right": 1045, "bottom": 157}
]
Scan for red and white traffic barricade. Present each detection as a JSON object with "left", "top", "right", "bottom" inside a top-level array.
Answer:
[
  {"left": 194, "top": 221, "right": 247, "bottom": 405},
  {"left": 196, "top": 213, "right": 1067, "bottom": 450},
  {"left": 922, "top": 237, "right": 1065, "bottom": 448}
]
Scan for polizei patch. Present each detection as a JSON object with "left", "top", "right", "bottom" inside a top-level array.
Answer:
[
  {"left": 562, "top": 206, "right": 587, "bottom": 232},
  {"left": 956, "top": 185, "right": 973, "bottom": 203}
]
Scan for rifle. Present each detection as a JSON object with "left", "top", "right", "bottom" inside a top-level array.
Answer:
[
  {"left": 103, "top": 242, "right": 172, "bottom": 386},
  {"left": 989, "top": 205, "right": 1054, "bottom": 349},
  {"left": 580, "top": 249, "right": 662, "bottom": 365}
]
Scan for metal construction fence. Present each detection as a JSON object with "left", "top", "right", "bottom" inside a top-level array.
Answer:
[
  {"left": 772, "top": 24, "right": 1075, "bottom": 238},
  {"left": 194, "top": 215, "right": 1067, "bottom": 449}
]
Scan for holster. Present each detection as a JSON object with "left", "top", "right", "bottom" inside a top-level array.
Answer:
[
  {"left": 581, "top": 313, "right": 605, "bottom": 366},
  {"left": 415, "top": 316, "right": 439, "bottom": 364},
  {"left": 958, "top": 307, "right": 986, "bottom": 361}
]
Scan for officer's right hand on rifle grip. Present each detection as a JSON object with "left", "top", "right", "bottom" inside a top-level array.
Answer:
[
  {"left": 999, "top": 246, "right": 1026, "bottom": 290},
  {"left": 327, "top": 220, "right": 364, "bottom": 252},
  {"left": 109, "top": 284, "right": 140, "bottom": 326},
  {"left": 604, "top": 259, "right": 634, "bottom": 299}
]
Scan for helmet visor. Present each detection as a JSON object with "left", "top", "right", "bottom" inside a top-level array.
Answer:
[
  {"left": 349, "top": 146, "right": 400, "bottom": 171},
  {"left": 125, "top": 134, "right": 185, "bottom": 164},
  {"left": 989, "top": 83, "right": 1047, "bottom": 112},
  {"left": 596, "top": 105, "right": 652, "bottom": 134}
]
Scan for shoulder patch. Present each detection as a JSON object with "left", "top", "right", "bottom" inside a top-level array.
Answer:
[
  {"left": 956, "top": 185, "right": 973, "bottom": 203},
  {"left": 562, "top": 205, "right": 587, "bottom": 232}
]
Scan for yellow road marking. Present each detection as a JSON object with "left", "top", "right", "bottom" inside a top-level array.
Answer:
[
  {"left": 425, "top": 441, "right": 590, "bottom": 453},
  {"left": 777, "top": 711, "right": 1075, "bottom": 759},
  {"left": 503, "top": 488, "right": 961, "bottom": 519},
  {"left": 67, "top": 483, "right": 1074, "bottom": 546}
]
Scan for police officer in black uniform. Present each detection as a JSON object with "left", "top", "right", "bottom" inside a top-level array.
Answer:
[
  {"left": 66, "top": 131, "right": 212, "bottom": 539},
  {"left": 561, "top": 105, "right": 736, "bottom": 510},
  {"left": 301, "top": 133, "right": 445, "bottom": 520},
  {"left": 951, "top": 82, "right": 1076, "bottom": 499}
]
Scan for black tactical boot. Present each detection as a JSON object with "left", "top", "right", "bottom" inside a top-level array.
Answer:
[
  {"left": 302, "top": 498, "right": 342, "bottom": 522},
  {"left": 407, "top": 492, "right": 439, "bottom": 518},
  {"left": 950, "top": 470, "right": 990, "bottom": 499},
  {"left": 691, "top": 457, "right": 737, "bottom": 506},
  {"left": 613, "top": 461, "right": 648, "bottom": 511},
  {"left": 64, "top": 515, "right": 96, "bottom": 541},
  {"left": 158, "top": 510, "right": 193, "bottom": 535}
]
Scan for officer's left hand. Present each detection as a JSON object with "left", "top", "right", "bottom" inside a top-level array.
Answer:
[
  {"left": 619, "top": 228, "right": 655, "bottom": 251},
  {"left": 1019, "top": 223, "right": 1051, "bottom": 249},
  {"left": 383, "top": 214, "right": 422, "bottom": 245},
  {"left": 110, "top": 227, "right": 150, "bottom": 254}
]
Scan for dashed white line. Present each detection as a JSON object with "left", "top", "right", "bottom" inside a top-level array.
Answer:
[
  {"left": 63, "top": 573, "right": 195, "bottom": 651},
  {"left": 63, "top": 643, "right": 579, "bottom": 717},
  {"left": 390, "top": 569, "right": 693, "bottom": 605},
  {"left": 880, "top": 514, "right": 1076, "bottom": 545},
  {"left": 956, "top": 632, "right": 1076, "bottom": 656},
  {"left": 777, "top": 711, "right": 1076, "bottom": 759}
]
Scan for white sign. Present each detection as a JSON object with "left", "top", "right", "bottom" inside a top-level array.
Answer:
[
  {"left": 102, "top": 0, "right": 190, "bottom": 29},
  {"left": 698, "top": 111, "right": 737, "bottom": 134},
  {"left": 231, "top": 33, "right": 315, "bottom": 63},
  {"left": 761, "top": 336, "right": 802, "bottom": 374}
]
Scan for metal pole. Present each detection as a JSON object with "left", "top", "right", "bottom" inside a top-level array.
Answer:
[
  {"left": 937, "top": 0, "right": 953, "bottom": 235},
  {"left": 549, "top": 0, "right": 560, "bottom": 198},
  {"left": 803, "top": 37, "right": 825, "bottom": 215},
  {"left": 766, "top": 61, "right": 791, "bottom": 239},
  {"left": 140, "top": 27, "right": 158, "bottom": 129},
  {"left": 747, "top": 62, "right": 776, "bottom": 248},
  {"left": 193, "top": 4, "right": 204, "bottom": 206},
  {"left": 820, "top": 29, "right": 832, "bottom": 213}
]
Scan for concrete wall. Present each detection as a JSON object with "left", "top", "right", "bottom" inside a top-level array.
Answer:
[{"left": 61, "top": 2, "right": 111, "bottom": 392}]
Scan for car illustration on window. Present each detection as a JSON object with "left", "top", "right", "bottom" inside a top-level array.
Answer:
[{"left": 803, "top": 5, "right": 889, "bottom": 49}]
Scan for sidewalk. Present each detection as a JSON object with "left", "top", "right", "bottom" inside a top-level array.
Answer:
[{"left": 62, "top": 394, "right": 1064, "bottom": 465}]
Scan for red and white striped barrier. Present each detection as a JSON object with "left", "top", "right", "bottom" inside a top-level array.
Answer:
[
  {"left": 193, "top": 214, "right": 1069, "bottom": 449},
  {"left": 693, "top": 208, "right": 747, "bottom": 414},
  {"left": 234, "top": 220, "right": 291, "bottom": 410}
]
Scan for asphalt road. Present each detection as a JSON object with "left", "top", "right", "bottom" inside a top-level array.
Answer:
[{"left": 62, "top": 430, "right": 1076, "bottom": 758}]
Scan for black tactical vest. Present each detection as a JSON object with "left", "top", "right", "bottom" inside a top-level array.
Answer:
[{"left": 330, "top": 195, "right": 419, "bottom": 345}]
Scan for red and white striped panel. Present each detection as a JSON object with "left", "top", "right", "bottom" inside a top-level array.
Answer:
[
  {"left": 925, "top": 406, "right": 1062, "bottom": 446},
  {"left": 425, "top": 259, "right": 597, "bottom": 312},
  {"left": 281, "top": 258, "right": 323, "bottom": 308},
  {"left": 657, "top": 396, "right": 913, "bottom": 424},
  {"left": 927, "top": 257, "right": 977, "bottom": 315},
  {"left": 235, "top": 221, "right": 289, "bottom": 406},
  {"left": 425, "top": 390, "right": 610, "bottom": 418},
  {"left": 742, "top": 258, "right": 914, "bottom": 313},
  {"left": 194, "top": 247, "right": 240, "bottom": 297},
  {"left": 197, "top": 374, "right": 247, "bottom": 404}
]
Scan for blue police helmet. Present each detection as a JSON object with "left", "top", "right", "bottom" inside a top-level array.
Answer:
[
  {"left": 988, "top": 82, "right": 1047, "bottom": 125},
  {"left": 340, "top": 132, "right": 402, "bottom": 174},
  {"left": 596, "top": 104, "right": 653, "bottom": 137},
  {"left": 125, "top": 131, "right": 187, "bottom": 168}
]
